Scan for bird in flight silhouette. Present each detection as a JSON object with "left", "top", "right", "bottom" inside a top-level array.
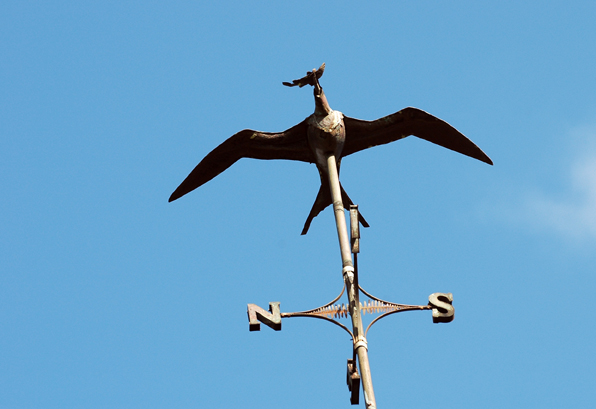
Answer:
[{"left": 169, "top": 63, "right": 492, "bottom": 234}]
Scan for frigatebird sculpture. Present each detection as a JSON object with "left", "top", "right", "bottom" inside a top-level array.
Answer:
[{"left": 169, "top": 63, "right": 492, "bottom": 234}]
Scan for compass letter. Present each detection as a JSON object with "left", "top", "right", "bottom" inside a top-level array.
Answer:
[
  {"left": 247, "top": 302, "right": 281, "bottom": 331},
  {"left": 428, "top": 293, "right": 454, "bottom": 323}
]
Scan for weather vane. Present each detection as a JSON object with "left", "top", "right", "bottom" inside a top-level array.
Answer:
[{"left": 170, "top": 63, "right": 492, "bottom": 408}]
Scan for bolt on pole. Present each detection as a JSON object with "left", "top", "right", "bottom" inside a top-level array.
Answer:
[{"left": 326, "top": 153, "right": 377, "bottom": 409}]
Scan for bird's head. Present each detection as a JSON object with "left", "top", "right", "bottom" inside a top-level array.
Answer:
[{"left": 283, "top": 63, "right": 331, "bottom": 116}]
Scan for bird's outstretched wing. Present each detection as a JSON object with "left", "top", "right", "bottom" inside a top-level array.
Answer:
[
  {"left": 169, "top": 120, "right": 312, "bottom": 202},
  {"left": 342, "top": 107, "right": 493, "bottom": 165}
]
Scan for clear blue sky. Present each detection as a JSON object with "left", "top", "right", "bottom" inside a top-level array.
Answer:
[{"left": 2, "top": 1, "right": 595, "bottom": 408}]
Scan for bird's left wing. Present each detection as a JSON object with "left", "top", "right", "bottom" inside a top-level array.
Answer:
[
  {"left": 169, "top": 120, "right": 312, "bottom": 202},
  {"left": 342, "top": 107, "right": 492, "bottom": 165}
]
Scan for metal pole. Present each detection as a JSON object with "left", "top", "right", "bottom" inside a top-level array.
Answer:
[{"left": 326, "top": 154, "right": 377, "bottom": 409}]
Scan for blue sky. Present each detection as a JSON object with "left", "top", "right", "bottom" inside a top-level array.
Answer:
[{"left": 1, "top": 1, "right": 595, "bottom": 408}]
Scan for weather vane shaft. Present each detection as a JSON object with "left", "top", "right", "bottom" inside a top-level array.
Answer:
[{"left": 327, "top": 153, "right": 377, "bottom": 408}]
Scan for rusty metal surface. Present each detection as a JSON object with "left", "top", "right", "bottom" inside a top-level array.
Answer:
[{"left": 279, "top": 285, "right": 354, "bottom": 337}]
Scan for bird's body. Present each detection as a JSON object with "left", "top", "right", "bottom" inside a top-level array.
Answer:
[
  {"left": 308, "top": 109, "right": 344, "bottom": 161},
  {"left": 169, "top": 64, "right": 492, "bottom": 234},
  {"left": 300, "top": 78, "right": 369, "bottom": 235}
]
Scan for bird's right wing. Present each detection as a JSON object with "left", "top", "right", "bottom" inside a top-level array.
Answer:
[
  {"left": 342, "top": 107, "right": 492, "bottom": 165},
  {"left": 169, "top": 120, "right": 313, "bottom": 202}
]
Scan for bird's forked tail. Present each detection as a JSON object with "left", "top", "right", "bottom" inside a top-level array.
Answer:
[{"left": 301, "top": 181, "right": 369, "bottom": 235}]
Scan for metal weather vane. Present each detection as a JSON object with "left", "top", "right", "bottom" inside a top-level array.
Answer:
[
  {"left": 169, "top": 63, "right": 492, "bottom": 234},
  {"left": 170, "top": 64, "right": 492, "bottom": 408}
]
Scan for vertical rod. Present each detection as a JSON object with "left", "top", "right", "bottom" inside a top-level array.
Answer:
[{"left": 326, "top": 154, "right": 377, "bottom": 409}]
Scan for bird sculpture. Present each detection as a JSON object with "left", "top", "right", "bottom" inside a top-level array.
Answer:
[{"left": 169, "top": 63, "right": 492, "bottom": 234}]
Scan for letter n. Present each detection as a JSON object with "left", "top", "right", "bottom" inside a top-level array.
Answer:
[{"left": 247, "top": 302, "right": 281, "bottom": 331}]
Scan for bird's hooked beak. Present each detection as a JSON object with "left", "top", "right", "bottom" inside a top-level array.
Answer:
[
  {"left": 312, "top": 76, "right": 332, "bottom": 115},
  {"left": 313, "top": 71, "right": 323, "bottom": 96},
  {"left": 281, "top": 63, "right": 330, "bottom": 115}
]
